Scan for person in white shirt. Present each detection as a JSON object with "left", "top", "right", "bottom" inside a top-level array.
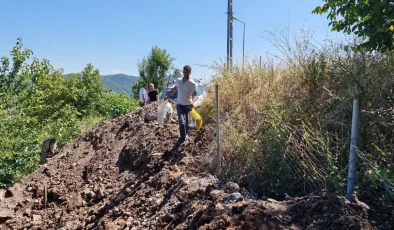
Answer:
[
  {"left": 139, "top": 84, "right": 148, "bottom": 107},
  {"left": 165, "top": 65, "right": 198, "bottom": 146}
]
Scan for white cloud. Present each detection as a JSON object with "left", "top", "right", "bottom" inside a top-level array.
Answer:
[{"left": 110, "top": 69, "right": 123, "bottom": 74}]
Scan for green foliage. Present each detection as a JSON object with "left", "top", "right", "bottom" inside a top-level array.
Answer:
[
  {"left": 0, "top": 38, "right": 139, "bottom": 187},
  {"left": 132, "top": 46, "right": 176, "bottom": 99},
  {"left": 100, "top": 91, "right": 139, "bottom": 118},
  {"left": 172, "top": 68, "right": 183, "bottom": 79},
  {"left": 0, "top": 37, "right": 33, "bottom": 95},
  {"left": 313, "top": 0, "right": 394, "bottom": 52}
]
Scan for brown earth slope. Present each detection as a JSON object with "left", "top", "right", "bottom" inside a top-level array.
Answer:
[{"left": 0, "top": 101, "right": 381, "bottom": 229}]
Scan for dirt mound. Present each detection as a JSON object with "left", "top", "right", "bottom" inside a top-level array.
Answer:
[{"left": 0, "top": 101, "right": 384, "bottom": 229}]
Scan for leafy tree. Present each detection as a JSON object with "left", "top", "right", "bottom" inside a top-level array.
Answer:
[
  {"left": 0, "top": 38, "right": 139, "bottom": 187},
  {"left": 313, "top": 1, "right": 394, "bottom": 52},
  {"left": 172, "top": 68, "right": 183, "bottom": 81},
  {"left": 0, "top": 38, "right": 33, "bottom": 95},
  {"left": 132, "top": 46, "right": 175, "bottom": 98},
  {"left": 75, "top": 64, "right": 106, "bottom": 116}
]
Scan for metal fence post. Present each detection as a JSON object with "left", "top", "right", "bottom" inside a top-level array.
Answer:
[
  {"left": 346, "top": 98, "right": 360, "bottom": 201},
  {"left": 215, "top": 84, "right": 221, "bottom": 176}
]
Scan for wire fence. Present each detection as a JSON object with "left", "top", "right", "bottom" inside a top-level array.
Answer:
[
  {"left": 0, "top": 138, "right": 67, "bottom": 176},
  {"left": 216, "top": 101, "right": 393, "bottom": 209}
]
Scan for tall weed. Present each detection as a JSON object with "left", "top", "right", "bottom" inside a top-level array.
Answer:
[{"left": 200, "top": 28, "right": 394, "bottom": 218}]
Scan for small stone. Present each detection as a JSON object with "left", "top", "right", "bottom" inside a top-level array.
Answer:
[
  {"left": 156, "top": 198, "right": 163, "bottom": 206},
  {"left": 117, "top": 219, "right": 126, "bottom": 228},
  {"left": 126, "top": 217, "right": 133, "bottom": 226},
  {"left": 0, "top": 209, "right": 14, "bottom": 219},
  {"left": 32, "top": 214, "right": 42, "bottom": 225},
  {"left": 229, "top": 192, "right": 243, "bottom": 201},
  {"left": 83, "top": 188, "right": 91, "bottom": 195},
  {"left": 215, "top": 203, "right": 224, "bottom": 211},
  {"left": 6, "top": 184, "right": 21, "bottom": 197},
  {"left": 209, "top": 190, "right": 223, "bottom": 201},
  {"left": 125, "top": 188, "right": 132, "bottom": 194},
  {"left": 224, "top": 182, "right": 240, "bottom": 192}
]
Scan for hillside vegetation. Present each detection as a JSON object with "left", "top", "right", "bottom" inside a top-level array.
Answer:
[
  {"left": 0, "top": 38, "right": 139, "bottom": 187},
  {"left": 199, "top": 32, "right": 394, "bottom": 221},
  {"left": 64, "top": 73, "right": 139, "bottom": 96}
]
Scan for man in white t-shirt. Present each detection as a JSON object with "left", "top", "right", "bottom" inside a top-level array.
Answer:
[
  {"left": 165, "top": 65, "right": 198, "bottom": 146},
  {"left": 139, "top": 84, "right": 148, "bottom": 107}
]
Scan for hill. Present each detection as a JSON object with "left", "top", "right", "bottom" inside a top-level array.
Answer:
[
  {"left": 64, "top": 73, "right": 139, "bottom": 96},
  {"left": 0, "top": 101, "right": 383, "bottom": 229}
]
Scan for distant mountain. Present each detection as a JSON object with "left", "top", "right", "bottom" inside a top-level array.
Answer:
[
  {"left": 100, "top": 74, "right": 139, "bottom": 96},
  {"left": 64, "top": 73, "right": 139, "bottom": 96}
]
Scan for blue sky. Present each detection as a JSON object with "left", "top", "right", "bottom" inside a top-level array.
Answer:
[{"left": 0, "top": 0, "right": 347, "bottom": 80}]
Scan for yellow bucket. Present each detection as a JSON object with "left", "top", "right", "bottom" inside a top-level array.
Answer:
[{"left": 191, "top": 108, "right": 203, "bottom": 129}]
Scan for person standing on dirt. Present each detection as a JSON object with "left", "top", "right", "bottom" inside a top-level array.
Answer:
[
  {"left": 165, "top": 65, "right": 198, "bottom": 146},
  {"left": 139, "top": 83, "right": 148, "bottom": 107},
  {"left": 147, "top": 83, "right": 159, "bottom": 103}
]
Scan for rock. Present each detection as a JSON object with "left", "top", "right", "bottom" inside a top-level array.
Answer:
[
  {"left": 32, "top": 214, "right": 42, "bottom": 225},
  {"left": 6, "top": 183, "right": 21, "bottom": 197},
  {"left": 105, "top": 221, "right": 117, "bottom": 229},
  {"left": 117, "top": 219, "right": 126, "bottom": 228},
  {"left": 224, "top": 182, "right": 240, "bottom": 192},
  {"left": 261, "top": 196, "right": 268, "bottom": 201},
  {"left": 229, "top": 192, "right": 243, "bottom": 201},
  {"left": 0, "top": 209, "right": 14, "bottom": 219},
  {"left": 145, "top": 113, "right": 157, "bottom": 121},
  {"left": 125, "top": 187, "right": 132, "bottom": 194},
  {"left": 123, "top": 212, "right": 131, "bottom": 217},
  {"left": 215, "top": 203, "right": 225, "bottom": 211},
  {"left": 97, "top": 188, "right": 105, "bottom": 199},
  {"left": 126, "top": 217, "right": 134, "bottom": 226},
  {"left": 86, "top": 223, "right": 95, "bottom": 229},
  {"left": 209, "top": 190, "right": 223, "bottom": 201},
  {"left": 232, "top": 201, "right": 248, "bottom": 214},
  {"left": 83, "top": 187, "right": 91, "bottom": 195},
  {"left": 0, "top": 189, "right": 5, "bottom": 201},
  {"left": 67, "top": 192, "right": 84, "bottom": 211}
]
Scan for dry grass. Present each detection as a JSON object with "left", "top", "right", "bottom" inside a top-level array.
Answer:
[{"left": 198, "top": 29, "right": 394, "bottom": 219}]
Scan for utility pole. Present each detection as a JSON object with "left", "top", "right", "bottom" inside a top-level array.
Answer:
[{"left": 226, "top": 0, "right": 233, "bottom": 70}]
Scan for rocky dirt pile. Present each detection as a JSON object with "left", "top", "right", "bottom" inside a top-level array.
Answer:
[{"left": 0, "top": 101, "right": 386, "bottom": 229}]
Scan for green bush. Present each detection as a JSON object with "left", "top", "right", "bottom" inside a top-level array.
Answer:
[
  {"left": 100, "top": 91, "right": 139, "bottom": 118},
  {"left": 0, "top": 38, "right": 140, "bottom": 187}
]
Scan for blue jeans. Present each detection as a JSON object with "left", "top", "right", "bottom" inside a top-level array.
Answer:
[{"left": 176, "top": 104, "right": 191, "bottom": 142}]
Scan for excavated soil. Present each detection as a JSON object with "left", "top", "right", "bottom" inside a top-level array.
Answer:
[{"left": 0, "top": 101, "right": 386, "bottom": 229}]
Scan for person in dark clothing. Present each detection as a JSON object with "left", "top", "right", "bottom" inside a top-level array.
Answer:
[{"left": 147, "top": 83, "right": 159, "bottom": 103}]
